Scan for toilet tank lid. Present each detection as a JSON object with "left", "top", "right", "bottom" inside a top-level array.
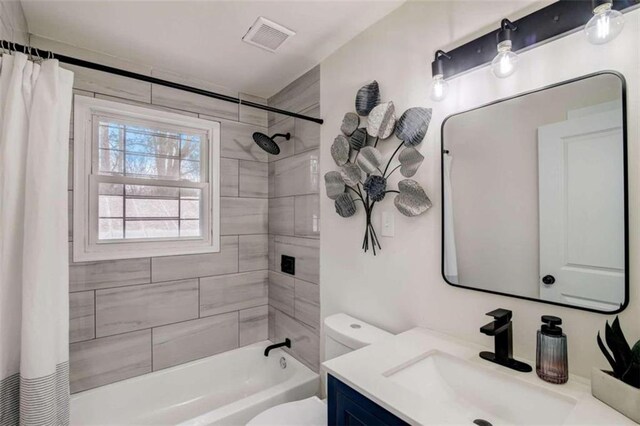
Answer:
[{"left": 324, "top": 313, "right": 393, "bottom": 350}]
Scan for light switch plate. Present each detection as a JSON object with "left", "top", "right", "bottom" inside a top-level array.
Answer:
[{"left": 381, "top": 211, "right": 395, "bottom": 237}]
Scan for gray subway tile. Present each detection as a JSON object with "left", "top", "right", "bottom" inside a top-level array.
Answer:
[
  {"left": 70, "top": 330, "right": 151, "bottom": 393},
  {"left": 239, "top": 234, "right": 269, "bottom": 272},
  {"left": 151, "top": 84, "right": 238, "bottom": 120},
  {"left": 152, "top": 312, "right": 239, "bottom": 370},
  {"left": 65, "top": 63, "right": 151, "bottom": 103},
  {"left": 294, "top": 105, "right": 321, "bottom": 154},
  {"left": 239, "top": 160, "right": 269, "bottom": 198},
  {"left": 274, "top": 309, "right": 319, "bottom": 371},
  {"left": 268, "top": 197, "right": 294, "bottom": 236},
  {"left": 70, "top": 291, "right": 95, "bottom": 343},
  {"left": 151, "top": 236, "right": 238, "bottom": 282},
  {"left": 220, "top": 120, "right": 268, "bottom": 162},
  {"left": 221, "top": 197, "right": 268, "bottom": 235},
  {"left": 274, "top": 236, "right": 319, "bottom": 284},
  {"left": 239, "top": 305, "right": 268, "bottom": 346},
  {"left": 268, "top": 66, "right": 320, "bottom": 126},
  {"left": 220, "top": 158, "right": 239, "bottom": 197},
  {"left": 200, "top": 270, "right": 268, "bottom": 317},
  {"left": 70, "top": 258, "right": 151, "bottom": 292},
  {"left": 268, "top": 234, "right": 276, "bottom": 271},
  {"left": 94, "top": 93, "right": 198, "bottom": 117},
  {"left": 273, "top": 149, "right": 319, "bottom": 197},
  {"left": 268, "top": 306, "right": 276, "bottom": 341},
  {"left": 294, "top": 194, "right": 320, "bottom": 238},
  {"left": 268, "top": 271, "right": 294, "bottom": 316},
  {"left": 294, "top": 279, "right": 320, "bottom": 330},
  {"left": 96, "top": 279, "right": 199, "bottom": 337},
  {"left": 239, "top": 93, "right": 268, "bottom": 127},
  {"left": 267, "top": 117, "right": 294, "bottom": 162}
]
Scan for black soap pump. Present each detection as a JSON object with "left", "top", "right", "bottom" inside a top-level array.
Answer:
[{"left": 536, "top": 315, "right": 568, "bottom": 384}]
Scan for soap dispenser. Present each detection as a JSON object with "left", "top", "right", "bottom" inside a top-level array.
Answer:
[{"left": 536, "top": 315, "right": 568, "bottom": 384}]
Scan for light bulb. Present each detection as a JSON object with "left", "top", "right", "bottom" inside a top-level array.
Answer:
[
  {"left": 491, "top": 40, "right": 518, "bottom": 78},
  {"left": 585, "top": 2, "right": 624, "bottom": 44},
  {"left": 430, "top": 74, "right": 448, "bottom": 101}
]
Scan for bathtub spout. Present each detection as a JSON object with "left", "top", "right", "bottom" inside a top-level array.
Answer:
[{"left": 264, "top": 338, "right": 291, "bottom": 357}]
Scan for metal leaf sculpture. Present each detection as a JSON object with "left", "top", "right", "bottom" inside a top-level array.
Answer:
[
  {"left": 357, "top": 146, "right": 382, "bottom": 175},
  {"left": 367, "top": 101, "right": 396, "bottom": 139},
  {"left": 394, "top": 179, "right": 432, "bottom": 217},
  {"left": 364, "top": 175, "right": 387, "bottom": 202},
  {"left": 335, "top": 193, "right": 357, "bottom": 217},
  {"left": 395, "top": 107, "right": 432, "bottom": 146},
  {"left": 341, "top": 112, "right": 360, "bottom": 136},
  {"left": 340, "top": 163, "right": 363, "bottom": 187},
  {"left": 355, "top": 80, "right": 380, "bottom": 116},
  {"left": 324, "top": 171, "right": 346, "bottom": 200},
  {"left": 324, "top": 81, "right": 432, "bottom": 254},
  {"left": 349, "top": 128, "right": 367, "bottom": 151},
  {"left": 331, "top": 135, "right": 350, "bottom": 166},
  {"left": 398, "top": 147, "right": 424, "bottom": 177}
]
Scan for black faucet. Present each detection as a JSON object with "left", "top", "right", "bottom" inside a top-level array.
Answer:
[
  {"left": 264, "top": 338, "right": 291, "bottom": 357},
  {"left": 479, "top": 309, "right": 532, "bottom": 372}
]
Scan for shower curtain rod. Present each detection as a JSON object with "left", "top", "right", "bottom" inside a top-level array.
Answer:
[{"left": 0, "top": 40, "right": 324, "bottom": 125}]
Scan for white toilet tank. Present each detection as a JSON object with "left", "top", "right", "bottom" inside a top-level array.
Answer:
[{"left": 323, "top": 313, "right": 393, "bottom": 361}]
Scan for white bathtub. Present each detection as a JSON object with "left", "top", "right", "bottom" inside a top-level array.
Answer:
[{"left": 70, "top": 341, "right": 320, "bottom": 425}]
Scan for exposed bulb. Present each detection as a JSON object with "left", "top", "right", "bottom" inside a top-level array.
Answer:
[
  {"left": 585, "top": 2, "right": 624, "bottom": 45},
  {"left": 430, "top": 74, "right": 448, "bottom": 101},
  {"left": 491, "top": 40, "right": 518, "bottom": 78}
]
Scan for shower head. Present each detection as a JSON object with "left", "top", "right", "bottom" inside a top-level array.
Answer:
[{"left": 252, "top": 132, "right": 291, "bottom": 155}]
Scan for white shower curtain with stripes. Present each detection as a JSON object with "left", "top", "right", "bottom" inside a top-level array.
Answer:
[{"left": 0, "top": 52, "right": 74, "bottom": 425}]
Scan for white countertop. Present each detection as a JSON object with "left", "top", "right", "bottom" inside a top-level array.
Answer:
[{"left": 322, "top": 327, "right": 635, "bottom": 425}]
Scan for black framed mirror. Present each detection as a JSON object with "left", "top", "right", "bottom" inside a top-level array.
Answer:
[{"left": 441, "top": 71, "right": 628, "bottom": 314}]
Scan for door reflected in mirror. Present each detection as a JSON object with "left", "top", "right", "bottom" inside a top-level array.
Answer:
[{"left": 442, "top": 72, "right": 627, "bottom": 313}]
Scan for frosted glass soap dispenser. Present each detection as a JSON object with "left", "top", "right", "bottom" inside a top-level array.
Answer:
[{"left": 536, "top": 315, "right": 568, "bottom": 384}]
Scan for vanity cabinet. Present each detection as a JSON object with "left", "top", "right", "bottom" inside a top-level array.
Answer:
[{"left": 328, "top": 375, "right": 409, "bottom": 426}]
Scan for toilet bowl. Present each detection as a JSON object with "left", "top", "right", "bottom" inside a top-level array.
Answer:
[{"left": 247, "top": 313, "right": 392, "bottom": 425}]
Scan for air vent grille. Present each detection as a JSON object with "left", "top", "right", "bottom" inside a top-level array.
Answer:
[{"left": 242, "top": 17, "right": 295, "bottom": 52}]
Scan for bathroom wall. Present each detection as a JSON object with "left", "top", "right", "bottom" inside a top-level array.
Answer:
[
  {"left": 320, "top": 1, "right": 640, "bottom": 378},
  {"left": 0, "top": 0, "right": 28, "bottom": 44},
  {"left": 31, "top": 36, "right": 272, "bottom": 393},
  {"left": 267, "top": 66, "right": 322, "bottom": 371}
]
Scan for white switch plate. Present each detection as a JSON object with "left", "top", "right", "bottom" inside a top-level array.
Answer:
[{"left": 381, "top": 211, "right": 395, "bottom": 237}]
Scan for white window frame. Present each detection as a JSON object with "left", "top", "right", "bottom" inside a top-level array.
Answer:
[{"left": 73, "top": 95, "right": 220, "bottom": 262}]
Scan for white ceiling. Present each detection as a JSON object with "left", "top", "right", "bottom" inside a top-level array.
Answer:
[{"left": 20, "top": 0, "right": 405, "bottom": 98}]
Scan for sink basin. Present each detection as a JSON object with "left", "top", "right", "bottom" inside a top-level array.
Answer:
[{"left": 384, "top": 350, "right": 577, "bottom": 426}]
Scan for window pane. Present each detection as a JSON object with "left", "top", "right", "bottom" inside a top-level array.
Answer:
[
  {"left": 99, "top": 195, "right": 123, "bottom": 218},
  {"left": 181, "top": 135, "right": 201, "bottom": 161},
  {"left": 180, "top": 200, "right": 199, "bottom": 219},
  {"left": 99, "top": 183, "right": 124, "bottom": 196},
  {"left": 126, "top": 198, "right": 179, "bottom": 218},
  {"left": 99, "top": 219, "right": 123, "bottom": 240},
  {"left": 126, "top": 185, "right": 179, "bottom": 198},
  {"left": 126, "top": 220, "right": 179, "bottom": 239},
  {"left": 98, "top": 149, "right": 124, "bottom": 175},
  {"left": 180, "top": 219, "right": 201, "bottom": 237},
  {"left": 180, "top": 160, "right": 200, "bottom": 182},
  {"left": 95, "top": 117, "right": 204, "bottom": 184},
  {"left": 98, "top": 123, "right": 124, "bottom": 150}
]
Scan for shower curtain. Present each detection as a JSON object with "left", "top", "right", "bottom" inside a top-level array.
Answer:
[
  {"left": 0, "top": 53, "right": 74, "bottom": 425},
  {"left": 443, "top": 153, "right": 459, "bottom": 283}
]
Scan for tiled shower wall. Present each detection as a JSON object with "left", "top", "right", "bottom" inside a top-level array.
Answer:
[
  {"left": 42, "top": 37, "right": 273, "bottom": 393},
  {"left": 266, "top": 66, "right": 322, "bottom": 371}
]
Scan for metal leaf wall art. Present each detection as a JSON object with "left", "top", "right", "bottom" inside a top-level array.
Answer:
[{"left": 324, "top": 80, "right": 433, "bottom": 254}]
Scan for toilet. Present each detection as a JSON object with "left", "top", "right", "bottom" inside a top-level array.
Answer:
[{"left": 247, "top": 313, "right": 393, "bottom": 425}]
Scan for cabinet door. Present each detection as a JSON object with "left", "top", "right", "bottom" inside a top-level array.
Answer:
[{"left": 328, "top": 375, "right": 409, "bottom": 426}]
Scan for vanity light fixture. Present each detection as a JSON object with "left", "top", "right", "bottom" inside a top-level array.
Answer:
[
  {"left": 491, "top": 19, "right": 519, "bottom": 79},
  {"left": 585, "top": 0, "right": 625, "bottom": 45},
  {"left": 430, "top": 50, "right": 451, "bottom": 102}
]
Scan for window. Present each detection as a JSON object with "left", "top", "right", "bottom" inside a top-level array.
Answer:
[{"left": 73, "top": 96, "right": 220, "bottom": 261}]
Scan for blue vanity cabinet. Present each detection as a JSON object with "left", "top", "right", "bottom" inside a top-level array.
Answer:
[{"left": 328, "top": 375, "right": 410, "bottom": 426}]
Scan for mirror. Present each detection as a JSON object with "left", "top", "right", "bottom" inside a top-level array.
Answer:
[{"left": 441, "top": 72, "right": 627, "bottom": 313}]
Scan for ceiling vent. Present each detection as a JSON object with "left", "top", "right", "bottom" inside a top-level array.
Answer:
[{"left": 242, "top": 17, "right": 295, "bottom": 52}]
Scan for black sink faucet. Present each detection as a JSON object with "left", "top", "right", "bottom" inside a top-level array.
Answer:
[
  {"left": 264, "top": 338, "right": 291, "bottom": 357},
  {"left": 479, "top": 309, "right": 532, "bottom": 372}
]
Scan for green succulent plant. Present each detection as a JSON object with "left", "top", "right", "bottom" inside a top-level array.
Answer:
[{"left": 597, "top": 316, "right": 640, "bottom": 388}]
